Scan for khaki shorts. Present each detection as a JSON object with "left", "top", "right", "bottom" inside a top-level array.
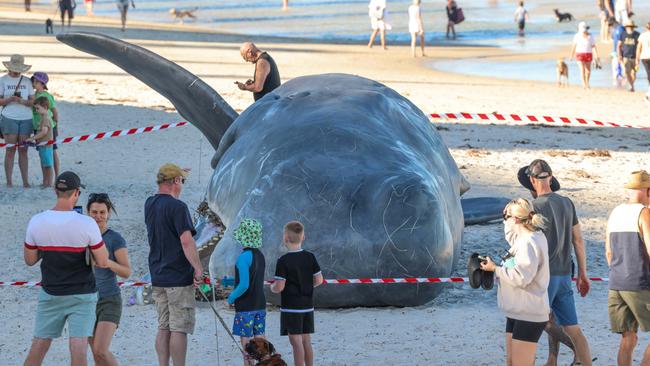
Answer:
[
  {"left": 153, "top": 285, "right": 196, "bottom": 334},
  {"left": 623, "top": 58, "right": 637, "bottom": 79},
  {"left": 608, "top": 290, "right": 650, "bottom": 333}
]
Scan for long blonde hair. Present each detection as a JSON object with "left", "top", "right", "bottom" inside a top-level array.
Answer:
[{"left": 506, "top": 198, "right": 547, "bottom": 232}]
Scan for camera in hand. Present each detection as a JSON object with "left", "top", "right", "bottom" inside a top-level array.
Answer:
[{"left": 13, "top": 90, "right": 22, "bottom": 97}]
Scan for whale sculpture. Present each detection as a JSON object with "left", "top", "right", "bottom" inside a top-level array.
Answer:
[{"left": 57, "top": 32, "right": 503, "bottom": 307}]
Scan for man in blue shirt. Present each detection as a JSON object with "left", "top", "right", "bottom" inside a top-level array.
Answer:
[{"left": 145, "top": 163, "right": 203, "bottom": 366}]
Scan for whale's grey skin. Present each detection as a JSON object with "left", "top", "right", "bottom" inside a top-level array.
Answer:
[
  {"left": 57, "top": 32, "right": 473, "bottom": 307},
  {"left": 207, "top": 74, "right": 467, "bottom": 307}
]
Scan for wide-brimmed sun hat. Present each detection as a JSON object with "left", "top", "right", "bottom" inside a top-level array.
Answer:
[
  {"left": 624, "top": 170, "right": 650, "bottom": 190},
  {"left": 233, "top": 218, "right": 263, "bottom": 248},
  {"left": 624, "top": 19, "right": 637, "bottom": 28},
  {"left": 517, "top": 159, "right": 561, "bottom": 193},
  {"left": 3, "top": 54, "right": 31, "bottom": 73}
]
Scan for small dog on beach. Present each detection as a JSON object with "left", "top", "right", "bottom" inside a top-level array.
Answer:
[
  {"left": 45, "top": 18, "right": 53, "bottom": 34},
  {"left": 169, "top": 7, "right": 198, "bottom": 23},
  {"left": 553, "top": 9, "right": 574, "bottom": 22},
  {"left": 245, "top": 339, "right": 287, "bottom": 366},
  {"left": 556, "top": 58, "right": 568, "bottom": 87}
]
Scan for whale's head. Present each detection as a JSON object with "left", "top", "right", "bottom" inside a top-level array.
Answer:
[{"left": 208, "top": 74, "right": 465, "bottom": 307}]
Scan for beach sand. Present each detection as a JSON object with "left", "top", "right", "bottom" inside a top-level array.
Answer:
[{"left": 1, "top": 6, "right": 649, "bottom": 365}]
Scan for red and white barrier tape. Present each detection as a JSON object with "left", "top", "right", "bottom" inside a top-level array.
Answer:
[
  {"left": 0, "top": 110, "right": 644, "bottom": 150},
  {"left": 430, "top": 112, "right": 650, "bottom": 130},
  {"left": 0, "top": 277, "right": 609, "bottom": 287},
  {"left": 0, "top": 121, "right": 188, "bottom": 149}
]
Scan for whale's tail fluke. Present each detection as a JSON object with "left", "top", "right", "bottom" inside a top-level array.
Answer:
[{"left": 56, "top": 32, "right": 238, "bottom": 150}]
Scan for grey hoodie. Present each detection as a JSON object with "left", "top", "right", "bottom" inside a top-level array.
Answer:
[{"left": 496, "top": 220, "right": 551, "bottom": 323}]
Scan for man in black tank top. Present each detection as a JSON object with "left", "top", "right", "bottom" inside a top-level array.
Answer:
[{"left": 236, "top": 42, "right": 281, "bottom": 101}]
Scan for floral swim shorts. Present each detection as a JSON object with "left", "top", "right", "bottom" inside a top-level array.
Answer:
[{"left": 232, "top": 310, "right": 266, "bottom": 337}]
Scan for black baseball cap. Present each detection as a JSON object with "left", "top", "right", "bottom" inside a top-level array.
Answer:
[
  {"left": 517, "top": 159, "right": 560, "bottom": 192},
  {"left": 55, "top": 171, "right": 85, "bottom": 191}
]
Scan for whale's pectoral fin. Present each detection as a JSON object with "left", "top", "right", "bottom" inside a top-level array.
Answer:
[
  {"left": 56, "top": 32, "right": 238, "bottom": 149},
  {"left": 461, "top": 197, "right": 511, "bottom": 225}
]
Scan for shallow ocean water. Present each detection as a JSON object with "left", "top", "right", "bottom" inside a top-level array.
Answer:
[{"left": 24, "top": 0, "right": 648, "bottom": 45}]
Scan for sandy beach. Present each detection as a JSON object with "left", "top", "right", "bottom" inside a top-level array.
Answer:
[{"left": 1, "top": 3, "right": 650, "bottom": 365}]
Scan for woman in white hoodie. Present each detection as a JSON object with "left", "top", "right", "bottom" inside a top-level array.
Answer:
[{"left": 481, "top": 198, "right": 550, "bottom": 366}]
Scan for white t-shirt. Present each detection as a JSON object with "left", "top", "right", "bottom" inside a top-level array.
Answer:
[
  {"left": 639, "top": 31, "right": 650, "bottom": 60},
  {"left": 0, "top": 74, "right": 34, "bottom": 120},
  {"left": 408, "top": 4, "right": 422, "bottom": 33},
  {"left": 368, "top": 0, "right": 386, "bottom": 19},
  {"left": 514, "top": 6, "right": 527, "bottom": 22},
  {"left": 573, "top": 33, "right": 596, "bottom": 54}
]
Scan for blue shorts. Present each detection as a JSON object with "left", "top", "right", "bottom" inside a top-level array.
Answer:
[
  {"left": 34, "top": 289, "right": 98, "bottom": 338},
  {"left": 38, "top": 146, "right": 54, "bottom": 167},
  {"left": 0, "top": 115, "right": 32, "bottom": 137},
  {"left": 548, "top": 275, "right": 578, "bottom": 326},
  {"left": 233, "top": 310, "right": 266, "bottom": 338}
]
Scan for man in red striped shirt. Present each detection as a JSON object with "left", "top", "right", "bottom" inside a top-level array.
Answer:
[{"left": 23, "top": 171, "right": 109, "bottom": 366}]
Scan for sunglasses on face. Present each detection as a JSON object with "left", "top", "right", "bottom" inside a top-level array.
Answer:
[{"left": 503, "top": 213, "right": 512, "bottom": 221}]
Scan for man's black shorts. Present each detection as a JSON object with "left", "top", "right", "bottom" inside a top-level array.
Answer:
[
  {"left": 518, "top": 20, "right": 526, "bottom": 31},
  {"left": 506, "top": 317, "right": 547, "bottom": 343},
  {"left": 280, "top": 311, "right": 314, "bottom": 336},
  {"left": 59, "top": 0, "right": 74, "bottom": 18}
]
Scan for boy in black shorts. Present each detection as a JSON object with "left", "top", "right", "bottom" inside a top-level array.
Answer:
[{"left": 271, "top": 221, "right": 323, "bottom": 366}]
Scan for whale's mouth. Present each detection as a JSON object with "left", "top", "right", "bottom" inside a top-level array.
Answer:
[{"left": 194, "top": 201, "right": 226, "bottom": 269}]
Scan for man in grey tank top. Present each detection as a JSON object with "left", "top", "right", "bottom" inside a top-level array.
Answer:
[
  {"left": 520, "top": 159, "right": 593, "bottom": 366},
  {"left": 606, "top": 170, "right": 650, "bottom": 366}
]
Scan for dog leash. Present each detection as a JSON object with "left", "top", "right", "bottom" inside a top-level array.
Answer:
[
  {"left": 197, "top": 281, "right": 245, "bottom": 354},
  {"left": 211, "top": 282, "right": 221, "bottom": 366}
]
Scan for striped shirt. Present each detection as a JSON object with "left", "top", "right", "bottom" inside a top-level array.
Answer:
[
  {"left": 607, "top": 203, "right": 650, "bottom": 291},
  {"left": 25, "top": 210, "right": 104, "bottom": 296}
]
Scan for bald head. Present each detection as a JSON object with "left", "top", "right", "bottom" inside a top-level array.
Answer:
[{"left": 240, "top": 42, "right": 260, "bottom": 62}]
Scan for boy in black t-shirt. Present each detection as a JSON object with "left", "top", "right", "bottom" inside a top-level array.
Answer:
[{"left": 271, "top": 221, "right": 323, "bottom": 366}]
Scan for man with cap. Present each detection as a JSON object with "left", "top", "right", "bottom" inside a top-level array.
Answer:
[
  {"left": 145, "top": 163, "right": 203, "bottom": 366},
  {"left": 1, "top": 54, "right": 35, "bottom": 187},
  {"left": 24, "top": 171, "right": 109, "bottom": 366},
  {"left": 618, "top": 19, "right": 641, "bottom": 92},
  {"left": 518, "top": 159, "right": 593, "bottom": 366},
  {"left": 606, "top": 170, "right": 650, "bottom": 366},
  {"left": 235, "top": 42, "right": 281, "bottom": 102}
]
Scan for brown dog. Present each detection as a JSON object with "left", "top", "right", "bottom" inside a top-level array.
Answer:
[
  {"left": 169, "top": 7, "right": 198, "bottom": 23},
  {"left": 245, "top": 338, "right": 287, "bottom": 366},
  {"left": 556, "top": 58, "right": 568, "bottom": 87}
]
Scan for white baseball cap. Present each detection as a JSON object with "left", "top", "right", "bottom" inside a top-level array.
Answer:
[{"left": 578, "top": 21, "right": 589, "bottom": 33}]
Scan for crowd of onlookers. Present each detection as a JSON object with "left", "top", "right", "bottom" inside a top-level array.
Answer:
[
  {"left": 474, "top": 160, "right": 650, "bottom": 366},
  {"left": 0, "top": 54, "right": 60, "bottom": 188},
  {"left": 569, "top": 0, "right": 650, "bottom": 97},
  {"left": 22, "top": 165, "right": 321, "bottom": 366},
  {"left": 367, "top": 0, "right": 463, "bottom": 56}
]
